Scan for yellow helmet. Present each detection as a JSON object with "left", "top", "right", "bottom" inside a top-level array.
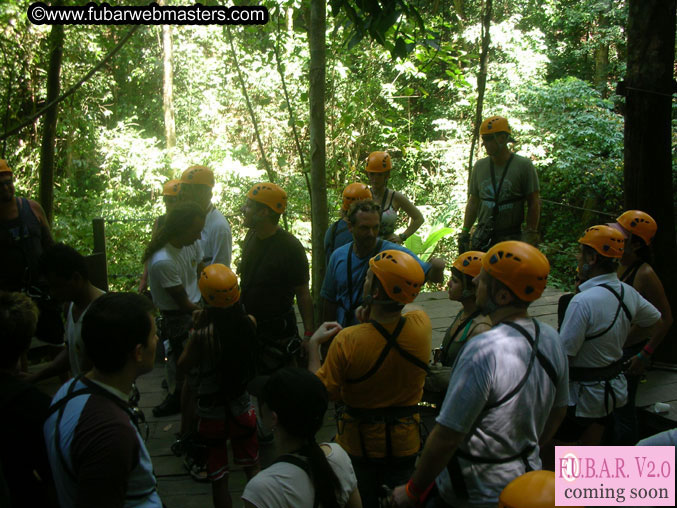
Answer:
[
  {"left": 0, "top": 159, "right": 11, "bottom": 176},
  {"left": 578, "top": 225, "right": 625, "bottom": 259},
  {"left": 480, "top": 116, "right": 511, "bottom": 136},
  {"left": 247, "top": 182, "right": 287, "bottom": 214},
  {"left": 369, "top": 250, "right": 425, "bottom": 304},
  {"left": 342, "top": 183, "right": 372, "bottom": 212},
  {"left": 616, "top": 210, "right": 657, "bottom": 246},
  {"left": 199, "top": 264, "right": 240, "bottom": 308},
  {"left": 483, "top": 241, "right": 549, "bottom": 302},
  {"left": 499, "top": 470, "right": 576, "bottom": 508},
  {"left": 162, "top": 179, "right": 181, "bottom": 197},
  {"left": 452, "top": 251, "right": 484, "bottom": 278},
  {"left": 181, "top": 165, "right": 215, "bottom": 187},
  {"left": 365, "top": 151, "right": 392, "bottom": 173}
]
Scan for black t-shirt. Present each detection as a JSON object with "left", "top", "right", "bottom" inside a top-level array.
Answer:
[
  {"left": 0, "top": 373, "right": 54, "bottom": 508},
  {"left": 238, "top": 228, "right": 309, "bottom": 320}
]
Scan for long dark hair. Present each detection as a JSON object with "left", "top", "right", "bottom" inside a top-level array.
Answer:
[
  {"left": 143, "top": 201, "right": 205, "bottom": 262},
  {"left": 262, "top": 368, "right": 342, "bottom": 508},
  {"left": 203, "top": 302, "right": 257, "bottom": 400}
]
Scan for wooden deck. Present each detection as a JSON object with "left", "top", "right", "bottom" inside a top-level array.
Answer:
[{"left": 31, "top": 287, "right": 677, "bottom": 508}]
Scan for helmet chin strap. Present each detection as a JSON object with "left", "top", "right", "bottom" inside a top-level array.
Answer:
[
  {"left": 479, "top": 293, "right": 500, "bottom": 316},
  {"left": 362, "top": 294, "right": 392, "bottom": 306},
  {"left": 460, "top": 289, "right": 476, "bottom": 300},
  {"left": 579, "top": 263, "right": 591, "bottom": 280}
]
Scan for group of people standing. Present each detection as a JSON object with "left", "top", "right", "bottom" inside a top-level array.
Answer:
[{"left": 0, "top": 113, "right": 672, "bottom": 508}]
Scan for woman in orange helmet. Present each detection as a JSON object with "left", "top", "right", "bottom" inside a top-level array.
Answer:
[
  {"left": 609, "top": 210, "right": 673, "bottom": 444},
  {"left": 365, "top": 151, "right": 424, "bottom": 244},
  {"left": 425, "top": 251, "right": 492, "bottom": 398}
]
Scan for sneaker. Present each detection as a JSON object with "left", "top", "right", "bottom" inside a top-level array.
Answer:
[
  {"left": 184, "top": 455, "right": 209, "bottom": 483},
  {"left": 152, "top": 392, "right": 180, "bottom": 417}
]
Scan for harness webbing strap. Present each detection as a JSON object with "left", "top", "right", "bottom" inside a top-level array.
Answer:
[
  {"left": 445, "top": 319, "right": 553, "bottom": 501},
  {"left": 346, "top": 317, "right": 415, "bottom": 384},
  {"left": 585, "top": 284, "right": 632, "bottom": 341},
  {"left": 272, "top": 454, "right": 319, "bottom": 508}
]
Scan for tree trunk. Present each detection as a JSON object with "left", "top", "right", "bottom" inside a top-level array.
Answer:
[
  {"left": 39, "top": 21, "right": 64, "bottom": 224},
  {"left": 160, "top": 2, "right": 176, "bottom": 150},
  {"left": 593, "top": 8, "right": 610, "bottom": 95},
  {"left": 309, "top": 0, "right": 328, "bottom": 321},
  {"left": 624, "top": 0, "right": 677, "bottom": 364},
  {"left": 467, "top": 0, "right": 492, "bottom": 175}
]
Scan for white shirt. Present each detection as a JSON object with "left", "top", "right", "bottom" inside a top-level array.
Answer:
[
  {"left": 148, "top": 242, "right": 203, "bottom": 310},
  {"left": 200, "top": 206, "right": 232, "bottom": 267},
  {"left": 435, "top": 318, "right": 569, "bottom": 507},
  {"left": 560, "top": 272, "right": 661, "bottom": 417},
  {"left": 241, "top": 443, "right": 357, "bottom": 508},
  {"left": 66, "top": 302, "right": 91, "bottom": 377}
]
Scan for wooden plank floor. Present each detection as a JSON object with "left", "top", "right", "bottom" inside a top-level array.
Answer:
[{"left": 31, "top": 287, "right": 677, "bottom": 508}]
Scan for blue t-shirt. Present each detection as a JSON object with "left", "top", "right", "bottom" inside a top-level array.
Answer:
[
  {"left": 321, "top": 240, "right": 431, "bottom": 327},
  {"left": 323, "top": 219, "right": 352, "bottom": 266}
]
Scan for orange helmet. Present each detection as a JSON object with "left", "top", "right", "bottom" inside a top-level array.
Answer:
[
  {"left": 181, "top": 165, "right": 215, "bottom": 187},
  {"left": 199, "top": 264, "right": 240, "bottom": 308},
  {"left": 616, "top": 210, "right": 657, "bottom": 246},
  {"left": 342, "top": 183, "right": 372, "bottom": 212},
  {"left": 499, "top": 470, "right": 574, "bottom": 508},
  {"left": 480, "top": 116, "right": 512, "bottom": 136},
  {"left": 452, "top": 251, "right": 484, "bottom": 278},
  {"left": 247, "top": 182, "right": 287, "bottom": 214},
  {"left": 162, "top": 179, "right": 181, "bottom": 197},
  {"left": 365, "top": 151, "right": 392, "bottom": 173},
  {"left": 578, "top": 225, "right": 625, "bottom": 259},
  {"left": 369, "top": 250, "right": 425, "bottom": 304},
  {"left": 483, "top": 241, "right": 549, "bottom": 302},
  {"left": 0, "top": 159, "right": 11, "bottom": 175}
]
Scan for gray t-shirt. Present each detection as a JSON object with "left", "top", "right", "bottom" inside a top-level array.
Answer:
[
  {"left": 469, "top": 153, "right": 539, "bottom": 234},
  {"left": 435, "top": 318, "right": 569, "bottom": 508}
]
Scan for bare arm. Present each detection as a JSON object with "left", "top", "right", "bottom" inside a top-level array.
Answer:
[
  {"left": 633, "top": 265, "right": 674, "bottom": 352},
  {"left": 178, "top": 331, "right": 201, "bottom": 372},
  {"left": 165, "top": 285, "right": 201, "bottom": 313},
  {"left": 462, "top": 194, "right": 480, "bottom": 231},
  {"left": 345, "top": 487, "right": 363, "bottom": 508},
  {"left": 294, "top": 284, "right": 315, "bottom": 334},
  {"left": 394, "top": 191, "right": 424, "bottom": 240},
  {"left": 391, "top": 423, "right": 466, "bottom": 507},
  {"left": 29, "top": 199, "right": 54, "bottom": 249},
  {"left": 307, "top": 322, "right": 342, "bottom": 373},
  {"left": 28, "top": 347, "right": 69, "bottom": 383},
  {"left": 539, "top": 405, "right": 567, "bottom": 446},
  {"left": 525, "top": 191, "right": 540, "bottom": 231}
]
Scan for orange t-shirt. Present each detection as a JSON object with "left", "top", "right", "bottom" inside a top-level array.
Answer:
[{"left": 316, "top": 309, "right": 432, "bottom": 458}]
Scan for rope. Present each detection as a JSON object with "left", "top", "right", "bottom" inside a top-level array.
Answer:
[
  {"left": 623, "top": 85, "right": 676, "bottom": 99},
  {"left": 540, "top": 198, "right": 616, "bottom": 218}
]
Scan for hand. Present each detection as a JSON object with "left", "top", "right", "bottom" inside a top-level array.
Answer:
[
  {"left": 390, "top": 485, "right": 415, "bottom": 507},
  {"left": 457, "top": 232, "right": 470, "bottom": 254},
  {"left": 309, "top": 321, "right": 342, "bottom": 345},
  {"left": 626, "top": 353, "right": 649, "bottom": 376},
  {"left": 355, "top": 305, "right": 371, "bottom": 323}
]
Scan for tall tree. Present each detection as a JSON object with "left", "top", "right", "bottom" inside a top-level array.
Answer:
[
  {"left": 623, "top": 0, "right": 677, "bottom": 364},
  {"left": 159, "top": 1, "right": 176, "bottom": 150},
  {"left": 309, "top": 0, "right": 328, "bottom": 317},
  {"left": 39, "top": 20, "right": 64, "bottom": 223}
]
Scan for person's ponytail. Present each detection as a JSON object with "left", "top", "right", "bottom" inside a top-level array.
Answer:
[{"left": 297, "top": 440, "right": 341, "bottom": 508}]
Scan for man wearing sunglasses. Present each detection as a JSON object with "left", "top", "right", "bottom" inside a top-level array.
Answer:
[{"left": 458, "top": 116, "right": 540, "bottom": 253}]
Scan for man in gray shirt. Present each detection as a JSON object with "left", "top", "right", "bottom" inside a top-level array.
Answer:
[
  {"left": 459, "top": 116, "right": 541, "bottom": 253},
  {"left": 391, "top": 241, "right": 568, "bottom": 508}
]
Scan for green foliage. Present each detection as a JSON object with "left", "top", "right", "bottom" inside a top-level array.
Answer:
[
  {"left": 404, "top": 223, "right": 454, "bottom": 262},
  {"left": 2, "top": 0, "right": 673, "bottom": 297}
]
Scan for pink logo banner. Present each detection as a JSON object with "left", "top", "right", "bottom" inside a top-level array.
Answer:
[{"left": 555, "top": 446, "right": 675, "bottom": 506}]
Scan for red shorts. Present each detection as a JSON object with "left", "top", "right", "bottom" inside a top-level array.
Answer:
[{"left": 197, "top": 407, "right": 259, "bottom": 481}]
